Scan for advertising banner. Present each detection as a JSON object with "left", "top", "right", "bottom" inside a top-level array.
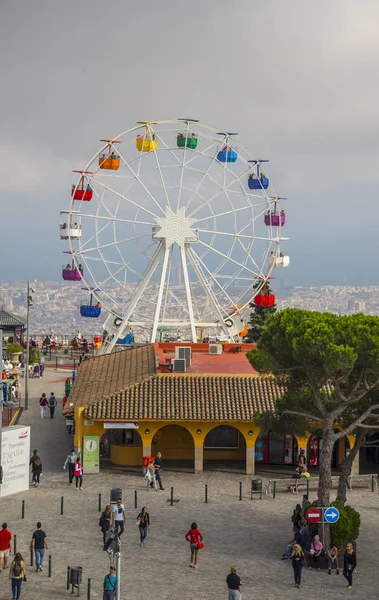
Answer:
[
  {"left": 284, "top": 435, "right": 294, "bottom": 465},
  {"left": 83, "top": 435, "right": 100, "bottom": 474},
  {"left": 0, "top": 426, "right": 31, "bottom": 498},
  {"left": 104, "top": 422, "right": 139, "bottom": 429}
]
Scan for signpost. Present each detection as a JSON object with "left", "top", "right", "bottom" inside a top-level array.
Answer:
[{"left": 306, "top": 508, "right": 322, "bottom": 523}]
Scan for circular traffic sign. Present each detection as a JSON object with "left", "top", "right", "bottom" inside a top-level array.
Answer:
[
  {"left": 324, "top": 507, "right": 340, "bottom": 524},
  {"left": 306, "top": 507, "right": 322, "bottom": 523}
]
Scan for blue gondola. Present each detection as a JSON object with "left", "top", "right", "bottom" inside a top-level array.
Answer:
[
  {"left": 117, "top": 332, "right": 134, "bottom": 344},
  {"left": 79, "top": 289, "right": 101, "bottom": 318},
  {"left": 248, "top": 159, "right": 269, "bottom": 189},
  {"left": 217, "top": 147, "right": 238, "bottom": 163}
]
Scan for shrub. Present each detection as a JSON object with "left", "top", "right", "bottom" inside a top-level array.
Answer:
[{"left": 6, "top": 342, "right": 23, "bottom": 355}]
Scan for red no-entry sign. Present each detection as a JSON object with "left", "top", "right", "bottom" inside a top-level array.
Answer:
[{"left": 306, "top": 508, "right": 322, "bottom": 523}]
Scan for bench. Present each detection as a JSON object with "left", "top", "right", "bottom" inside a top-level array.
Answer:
[
  {"left": 348, "top": 473, "right": 378, "bottom": 492},
  {"left": 268, "top": 475, "right": 341, "bottom": 498}
]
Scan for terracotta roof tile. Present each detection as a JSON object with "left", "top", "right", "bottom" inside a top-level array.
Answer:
[{"left": 83, "top": 374, "right": 284, "bottom": 421}]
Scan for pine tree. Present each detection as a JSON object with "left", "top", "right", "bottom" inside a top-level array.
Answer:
[{"left": 245, "top": 281, "right": 276, "bottom": 342}]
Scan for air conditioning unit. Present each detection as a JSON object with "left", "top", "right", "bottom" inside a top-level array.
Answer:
[
  {"left": 172, "top": 358, "right": 187, "bottom": 372},
  {"left": 209, "top": 344, "right": 223, "bottom": 355},
  {"left": 175, "top": 346, "right": 192, "bottom": 367}
]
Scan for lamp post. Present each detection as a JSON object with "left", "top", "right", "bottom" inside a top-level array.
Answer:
[{"left": 24, "top": 282, "right": 35, "bottom": 411}]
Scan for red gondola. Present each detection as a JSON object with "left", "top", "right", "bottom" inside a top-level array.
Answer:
[
  {"left": 254, "top": 281, "right": 275, "bottom": 306},
  {"left": 71, "top": 171, "right": 93, "bottom": 201}
]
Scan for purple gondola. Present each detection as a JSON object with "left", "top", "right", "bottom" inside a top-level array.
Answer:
[
  {"left": 264, "top": 213, "right": 286, "bottom": 226},
  {"left": 62, "top": 260, "right": 83, "bottom": 281}
]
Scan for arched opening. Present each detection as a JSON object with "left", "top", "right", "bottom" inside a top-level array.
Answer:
[
  {"left": 306, "top": 433, "right": 350, "bottom": 470},
  {"left": 255, "top": 432, "right": 298, "bottom": 466},
  {"left": 203, "top": 425, "right": 246, "bottom": 472},
  {"left": 360, "top": 432, "right": 379, "bottom": 471},
  {"left": 108, "top": 428, "right": 143, "bottom": 468},
  {"left": 152, "top": 425, "right": 194, "bottom": 471}
]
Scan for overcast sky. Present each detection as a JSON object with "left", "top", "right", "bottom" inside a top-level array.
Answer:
[{"left": 1, "top": 0, "right": 378, "bottom": 287}]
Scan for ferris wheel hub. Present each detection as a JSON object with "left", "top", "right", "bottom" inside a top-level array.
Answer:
[{"left": 153, "top": 206, "right": 198, "bottom": 249}]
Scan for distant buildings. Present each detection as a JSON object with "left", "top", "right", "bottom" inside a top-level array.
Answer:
[{"left": 347, "top": 299, "right": 366, "bottom": 312}]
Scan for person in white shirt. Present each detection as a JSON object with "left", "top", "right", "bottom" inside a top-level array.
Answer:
[{"left": 112, "top": 498, "right": 125, "bottom": 536}]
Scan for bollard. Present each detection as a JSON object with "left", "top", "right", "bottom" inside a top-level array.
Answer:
[
  {"left": 48, "top": 554, "right": 52, "bottom": 577},
  {"left": 87, "top": 577, "right": 91, "bottom": 600},
  {"left": 67, "top": 566, "right": 71, "bottom": 590},
  {"left": 372, "top": 475, "right": 375, "bottom": 493},
  {"left": 55, "top": 357, "right": 58, "bottom": 370},
  {"left": 21, "top": 500, "right": 25, "bottom": 519},
  {"left": 306, "top": 479, "right": 309, "bottom": 497},
  {"left": 205, "top": 484, "right": 208, "bottom": 503},
  {"left": 14, "top": 534, "right": 17, "bottom": 555},
  {"left": 98, "top": 493, "right": 101, "bottom": 512},
  {"left": 61, "top": 496, "right": 64, "bottom": 515},
  {"left": 239, "top": 482, "right": 242, "bottom": 501},
  {"left": 170, "top": 486, "right": 174, "bottom": 506},
  {"left": 30, "top": 542, "right": 33, "bottom": 566},
  {"left": 273, "top": 481, "right": 277, "bottom": 499},
  {"left": 134, "top": 490, "right": 137, "bottom": 509}
]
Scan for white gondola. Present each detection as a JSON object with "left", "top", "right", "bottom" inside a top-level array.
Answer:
[
  {"left": 60, "top": 224, "right": 82, "bottom": 240},
  {"left": 269, "top": 253, "right": 290, "bottom": 268}
]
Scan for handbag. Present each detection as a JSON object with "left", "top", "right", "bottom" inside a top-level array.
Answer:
[
  {"left": 197, "top": 541, "right": 204, "bottom": 549},
  {"left": 346, "top": 563, "right": 353, "bottom": 571}
]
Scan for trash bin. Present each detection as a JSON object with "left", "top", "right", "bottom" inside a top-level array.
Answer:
[
  {"left": 110, "top": 487, "right": 122, "bottom": 505},
  {"left": 252, "top": 478, "right": 262, "bottom": 492},
  {"left": 69, "top": 566, "right": 82, "bottom": 585},
  {"left": 236, "top": 345, "right": 242, "bottom": 353}
]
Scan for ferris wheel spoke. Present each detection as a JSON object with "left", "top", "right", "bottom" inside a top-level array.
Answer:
[
  {"left": 197, "top": 239, "right": 262, "bottom": 278},
  {"left": 151, "top": 247, "right": 170, "bottom": 343},
  {"left": 176, "top": 120, "right": 190, "bottom": 212},
  {"left": 194, "top": 205, "right": 255, "bottom": 224},
  {"left": 180, "top": 246, "right": 197, "bottom": 342},
  {"left": 162, "top": 246, "right": 173, "bottom": 322},
  {"left": 93, "top": 178, "right": 161, "bottom": 219},
  {"left": 77, "top": 232, "right": 153, "bottom": 256},
  {"left": 183, "top": 144, "right": 226, "bottom": 215},
  {"left": 150, "top": 132, "right": 172, "bottom": 211},
  {"left": 152, "top": 129, "right": 182, "bottom": 167},
  {"left": 190, "top": 247, "right": 236, "bottom": 308}
]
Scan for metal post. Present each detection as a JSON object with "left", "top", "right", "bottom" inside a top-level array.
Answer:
[
  {"left": 239, "top": 482, "right": 242, "bottom": 501},
  {"left": 55, "top": 357, "right": 58, "bottom": 370},
  {"left": 116, "top": 553, "right": 121, "bottom": 600},
  {"left": 25, "top": 282, "right": 30, "bottom": 411},
  {"left": 273, "top": 481, "right": 276, "bottom": 499},
  {"left": 134, "top": 490, "right": 137, "bottom": 509},
  {"left": 30, "top": 541, "right": 33, "bottom": 566},
  {"left": 87, "top": 577, "right": 91, "bottom": 600},
  {"left": 21, "top": 500, "right": 25, "bottom": 519},
  {"left": 48, "top": 554, "right": 52, "bottom": 577},
  {"left": 205, "top": 484, "right": 208, "bottom": 503},
  {"left": 61, "top": 496, "right": 64, "bottom": 515},
  {"left": 67, "top": 566, "right": 71, "bottom": 589},
  {"left": 98, "top": 493, "right": 101, "bottom": 512},
  {"left": 307, "top": 479, "right": 309, "bottom": 496},
  {"left": 321, "top": 507, "right": 325, "bottom": 545},
  {"left": 372, "top": 475, "right": 375, "bottom": 493},
  {"left": 170, "top": 486, "right": 174, "bottom": 506},
  {"left": 13, "top": 534, "right": 17, "bottom": 555}
]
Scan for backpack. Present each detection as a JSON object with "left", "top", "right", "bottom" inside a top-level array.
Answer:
[{"left": 13, "top": 561, "right": 22, "bottom": 577}]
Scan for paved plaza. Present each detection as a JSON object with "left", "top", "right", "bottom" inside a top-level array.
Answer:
[{"left": 0, "top": 366, "right": 378, "bottom": 599}]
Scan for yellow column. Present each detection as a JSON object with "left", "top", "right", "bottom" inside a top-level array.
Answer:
[
  {"left": 295, "top": 435, "right": 309, "bottom": 458},
  {"left": 236, "top": 425, "right": 260, "bottom": 476},
  {"left": 74, "top": 407, "right": 84, "bottom": 457}
]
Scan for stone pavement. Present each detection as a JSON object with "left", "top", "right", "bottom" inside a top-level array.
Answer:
[{"left": 0, "top": 366, "right": 378, "bottom": 600}]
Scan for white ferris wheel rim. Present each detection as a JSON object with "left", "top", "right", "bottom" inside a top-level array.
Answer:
[{"left": 66, "top": 119, "right": 287, "bottom": 343}]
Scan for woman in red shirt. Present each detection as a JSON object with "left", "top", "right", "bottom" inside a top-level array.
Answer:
[{"left": 185, "top": 522, "right": 203, "bottom": 568}]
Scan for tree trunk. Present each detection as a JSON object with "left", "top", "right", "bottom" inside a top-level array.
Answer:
[
  {"left": 317, "top": 426, "right": 335, "bottom": 508},
  {"left": 336, "top": 429, "right": 365, "bottom": 505}
]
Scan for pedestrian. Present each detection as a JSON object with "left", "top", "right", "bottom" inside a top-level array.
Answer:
[
  {"left": 74, "top": 458, "right": 83, "bottom": 490},
  {"left": 145, "top": 459, "right": 157, "bottom": 491},
  {"left": 72, "top": 370, "right": 76, "bottom": 384},
  {"left": 291, "top": 504, "right": 302, "bottom": 528},
  {"left": 302, "top": 494, "right": 311, "bottom": 514},
  {"left": 0, "top": 522, "right": 12, "bottom": 572},
  {"left": 31, "top": 522, "right": 48, "bottom": 572},
  {"left": 39, "top": 394, "right": 48, "bottom": 419},
  {"left": 65, "top": 378, "right": 71, "bottom": 398},
  {"left": 136, "top": 506, "right": 150, "bottom": 546},
  {"left": 103, "top": 565, "right": 117, "bottom": 600},
  {"left": 29, "top": 449, "right": 40, "bottom": 470},
  {"left": 154, "top": 452, "right": 164, "bottom": 490},
  {"left": 112, "top": 498, "right": 125, "bottom": 537},
  {"left": 185, "top": 522, "right": 204, "bottom": 568},
  {"left": 326, "top": 542, "right": 340, "bottom": 575},
  {"left": 308, "top": 535, "right": 323, "bottom": 570},
  {"left": 39, "top": 363, "right": 45, "bottom": 377},
  {"left": 291, "top": 544, "right": 305, "bottom": 589},
  {"left": 226, "top": 565, "right": 242, "bottom": 599},
  {"left": 298, "top": 448, "right": 306, "bottom": 473},
  {"left": 343, "top": 542, "right": 357, "bottom": 590},
  {"left": 48, "top": 392, "right": 57, "bottom": 418},
  {"left": 9, "top": 552, "right": 26, "bottom": 600},
  {"left": 281, "top": 528, "right": 304, "bottom": 560},
  {"left": 63, "top": 449, "right": 78, "bottom": 485},
  {"left": 32, "top": 456, "right": 42, "bottom": 487},
  {"left": 99, "top": 505, "right": 112, "bottom": 544}
]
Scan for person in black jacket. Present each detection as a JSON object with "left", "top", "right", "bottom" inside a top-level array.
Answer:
[
  {"left": 343, "top": 542, "right": 357, "bottom": 590},
  {"left": 32, "top": 457, "right": 42, "bottom": 487},
  {"left": 291, "top": 544, "right": 305, "bottom": 589}
]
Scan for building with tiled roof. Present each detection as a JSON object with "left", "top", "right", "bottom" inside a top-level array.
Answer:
[
  {"left": 68, "top": 344, "right": 353, "bottom": 475},
  {"left": 0, "top": 310, "right": 26, "bottom": 335}
]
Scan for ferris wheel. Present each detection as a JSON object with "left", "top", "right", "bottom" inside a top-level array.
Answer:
[{"left": 60, "top": 119, "right": 289, "bottom": 353}]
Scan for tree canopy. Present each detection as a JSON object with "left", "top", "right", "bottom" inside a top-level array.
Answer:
[
  {"left": 247, "top": 308, "right": 379, "bottom": 506},
  {"left": 244, "top": 281, "right": 276, "bottom": 343}
]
